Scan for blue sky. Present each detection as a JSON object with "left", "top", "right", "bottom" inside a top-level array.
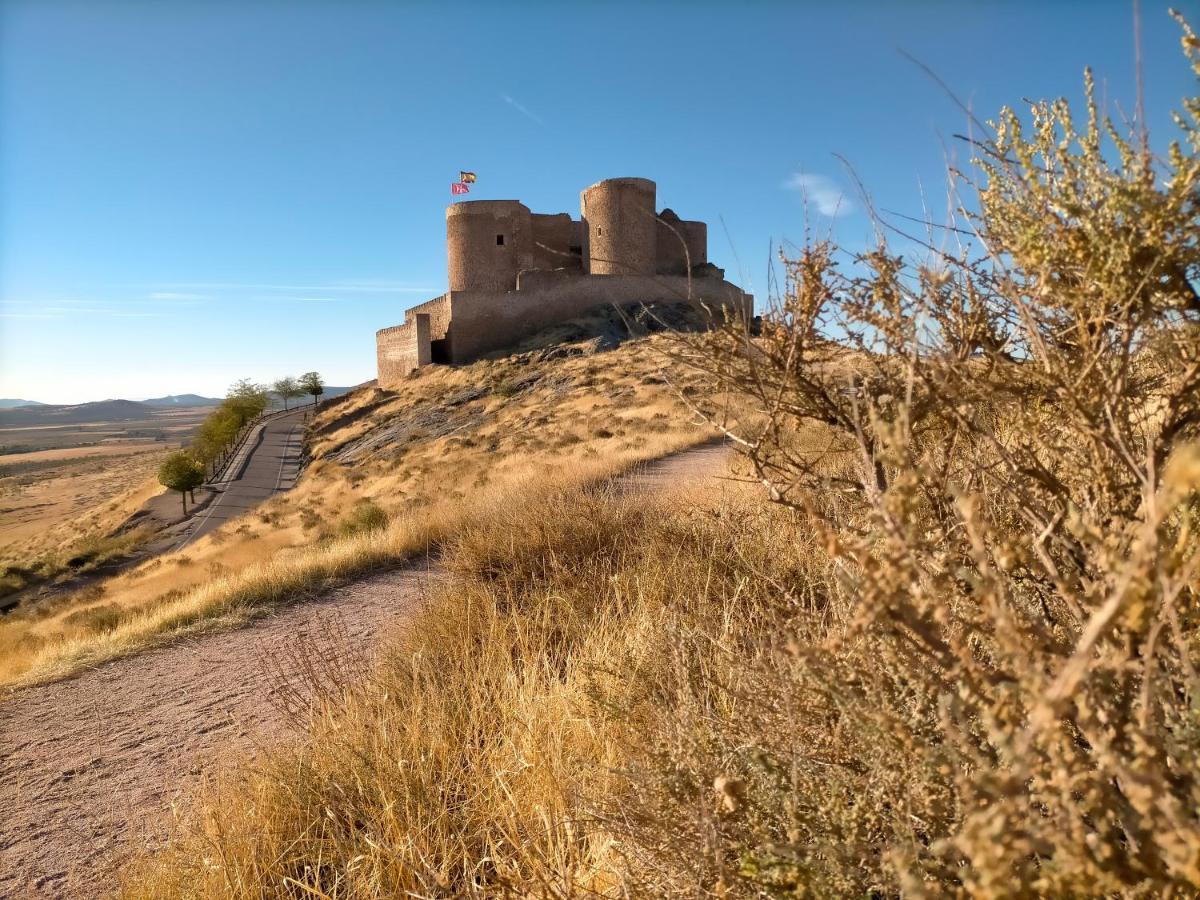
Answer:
[{"left": 0, "top": 1, "right": 1193, "bottom": 403}]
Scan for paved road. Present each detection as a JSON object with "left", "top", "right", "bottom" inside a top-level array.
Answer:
[{"left": 175, "top": 408, "right": 309, "bottom": 549}]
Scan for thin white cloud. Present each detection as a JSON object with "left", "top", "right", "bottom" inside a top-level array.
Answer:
[
  {"left": 254, "top": 296, "right": 344, "bottom": 304},
  {"left": 3, "top": 296, "right": 189, "bottom": 314},
  {"left": 154, "top": 281, "right": 434, "bottom": 294},
  {"left": 332, "top": 279, "right": 428, "bottom": 290},
  {"left": 150, "top": 291, "right": 208, "bottom": 301},
  {"left": 501, "top": 93, "right": 544, "bottom": 125},
  {"left": 782, "top": 172, "right": 854, "bottom": 217},
  {"left": 40, "top": 306, "right": 163, "bottom": 318}
]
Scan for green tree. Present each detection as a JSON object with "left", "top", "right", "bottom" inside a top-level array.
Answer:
[
  {"left": 226, "top": 378, "right": 269, "bottom": 425},
  {"left": 299, "top": 371, "right": 325, "bottom": 408},
  {"left": 158, "top": 451, "right": 205, "bottom": 515},
  {"left": 272, "top": 376, "right": 302, "bottom": 411},
  {"left": 192, "top": 407, "right": 240, "bottom": 473},
  {"left": 188, "top": 381, "right": 268, "bottom": 479}
]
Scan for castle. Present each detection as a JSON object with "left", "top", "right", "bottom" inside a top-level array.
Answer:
[{"left": 376, "top": 177, "right": 750, "bottom": 389}]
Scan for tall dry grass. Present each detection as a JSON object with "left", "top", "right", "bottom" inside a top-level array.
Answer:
[
  {"left": 121, "top": 478, "right": 793, "bottom": 898},
  {"left": 4, "top": 443, "right": 706, "bottom": 690}
]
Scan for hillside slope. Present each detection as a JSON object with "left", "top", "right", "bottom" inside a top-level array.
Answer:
[
  {"left": 0, "top": 444, "right": 729, "bottom": 898},
  {"left": 0, "top": 319, "right": 724, "bottom": 686}
]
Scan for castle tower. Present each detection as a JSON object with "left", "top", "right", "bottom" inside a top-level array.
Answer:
[
  {"left": 446, "top": 200, "right": 534, "bottom": 292},
  {"left": 656, "top": 208, "right": 708, "bottom": 276},
  {"left": 580, "top": 177, "right": 657, "bottom": 276}
]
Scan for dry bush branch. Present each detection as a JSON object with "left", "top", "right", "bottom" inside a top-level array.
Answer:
[{"left": 659, "top": 15, "right": 1200, "bottom": 894}]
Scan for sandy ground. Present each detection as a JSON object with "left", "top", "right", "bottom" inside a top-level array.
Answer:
[
  {"left": 0, "top": 445, "right": 169, "bottom": 467},
  {"left": 0, "top": 443, "right": 730, "bottom": 899},
  {"left": 0, "top": 451, "right": 167, "bottom": 550}
]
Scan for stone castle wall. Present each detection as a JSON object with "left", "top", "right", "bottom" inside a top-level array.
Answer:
[
  {"left": 376, "top": 293, "right": 449, "bottom": 383},
  {"left": 530, "top": 212, "right": 579, "bottom": 271},
  {"left": 376, "top": 317, "right": 426, "bottom": 385},
  {"left": 406, "top": 293, "right": 453, "bottom": 340},
  {"left": 655, "top": 210, "right": 707, "bottom": 276},
  {"left": 444, "top": 272, "right": 749, "bottom": 365}
]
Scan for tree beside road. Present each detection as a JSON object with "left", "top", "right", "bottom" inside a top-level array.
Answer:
[
  {"left": 299, "top": 371, "right": 324, "bottom": 408},
  {"left": 188, "top": 380, "right": 271, "bottom": 478},
  {"left": 158, "top": 451, "right": 205, "bottom": 515},
  {"left": 272, "top": 376, "right": 302, "bottom": 411},
  {"left": 180, "top": 375, "right": 321, "bottom": 489},
  {"left": 226, "top": 379, "right": 269, "bottom": 422}
]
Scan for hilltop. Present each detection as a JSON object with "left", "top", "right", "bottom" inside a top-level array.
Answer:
[{"left": 0, "top": 399, "right": 45, "bottom": 409}]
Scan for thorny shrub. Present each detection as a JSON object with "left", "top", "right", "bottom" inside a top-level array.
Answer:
[
  {"left": 336, "top": 498, "right": 389, "bottom": 538},
  {"left": 656, "top": 13, "right": 1200, "bottom": 897}
]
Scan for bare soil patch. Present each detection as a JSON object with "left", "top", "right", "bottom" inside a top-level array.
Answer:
[{"left": 0, "top": 450, "right": 167, "bottom": 548}]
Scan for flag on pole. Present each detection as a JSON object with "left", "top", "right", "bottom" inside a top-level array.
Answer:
[
  {"left": 452, "top": 182, "right": 470, "bottom": 195},
  {"left": 459, "top": 171, "right": 477, "bottom": 183}
]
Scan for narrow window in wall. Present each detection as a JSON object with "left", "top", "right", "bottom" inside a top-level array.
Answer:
[
  {"left": 496, "top": 234, "right": 505, "bottom": 246},
  {"left": 597, "top": 227, "right": 603, "bottom": 235}
]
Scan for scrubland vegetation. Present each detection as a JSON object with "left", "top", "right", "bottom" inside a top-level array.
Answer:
[{"left": 123, "top": 18, "right": 1200, "bottom": 898}]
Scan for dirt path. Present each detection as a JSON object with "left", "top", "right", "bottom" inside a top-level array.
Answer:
[{"left": 0, "top": 443, "right": 730, "bottom": 899}]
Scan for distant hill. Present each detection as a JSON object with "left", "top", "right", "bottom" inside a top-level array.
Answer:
[
  {"left": 0, "top": 387, "right": 357, "bottom": 421},
  {"left": 141, "top": 394, "right": 222, "bottom": 407},
  {"left": 0, "top": 399, "right": 45, "bottom": 409},
  {"left": 0, "top": 398, "right": 154, "bottom": 426}
]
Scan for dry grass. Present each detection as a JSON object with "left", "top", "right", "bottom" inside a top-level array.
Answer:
[
  {"left": 0, "top": 334, "right": 718, "bottom": 687},
  {"left": 0, "top": 442, "right": 170, "bottom": 467},
  {"left": 119, "top": 474, "right": 763, "bottom": 898},
  {"left": 119, "top": 422, "right": 1200, "bottom": 897}
]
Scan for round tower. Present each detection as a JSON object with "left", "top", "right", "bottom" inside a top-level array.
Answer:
[
  {"left": 446, "top": 200, "right": 532, "bottom": 292},
  {"left": 580, "top": 178, "right": 657, "bottom": 276}
]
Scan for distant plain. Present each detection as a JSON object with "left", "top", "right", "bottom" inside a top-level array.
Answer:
[{"left": 0, "top": 404, "right": 212, "bottom": 607}]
